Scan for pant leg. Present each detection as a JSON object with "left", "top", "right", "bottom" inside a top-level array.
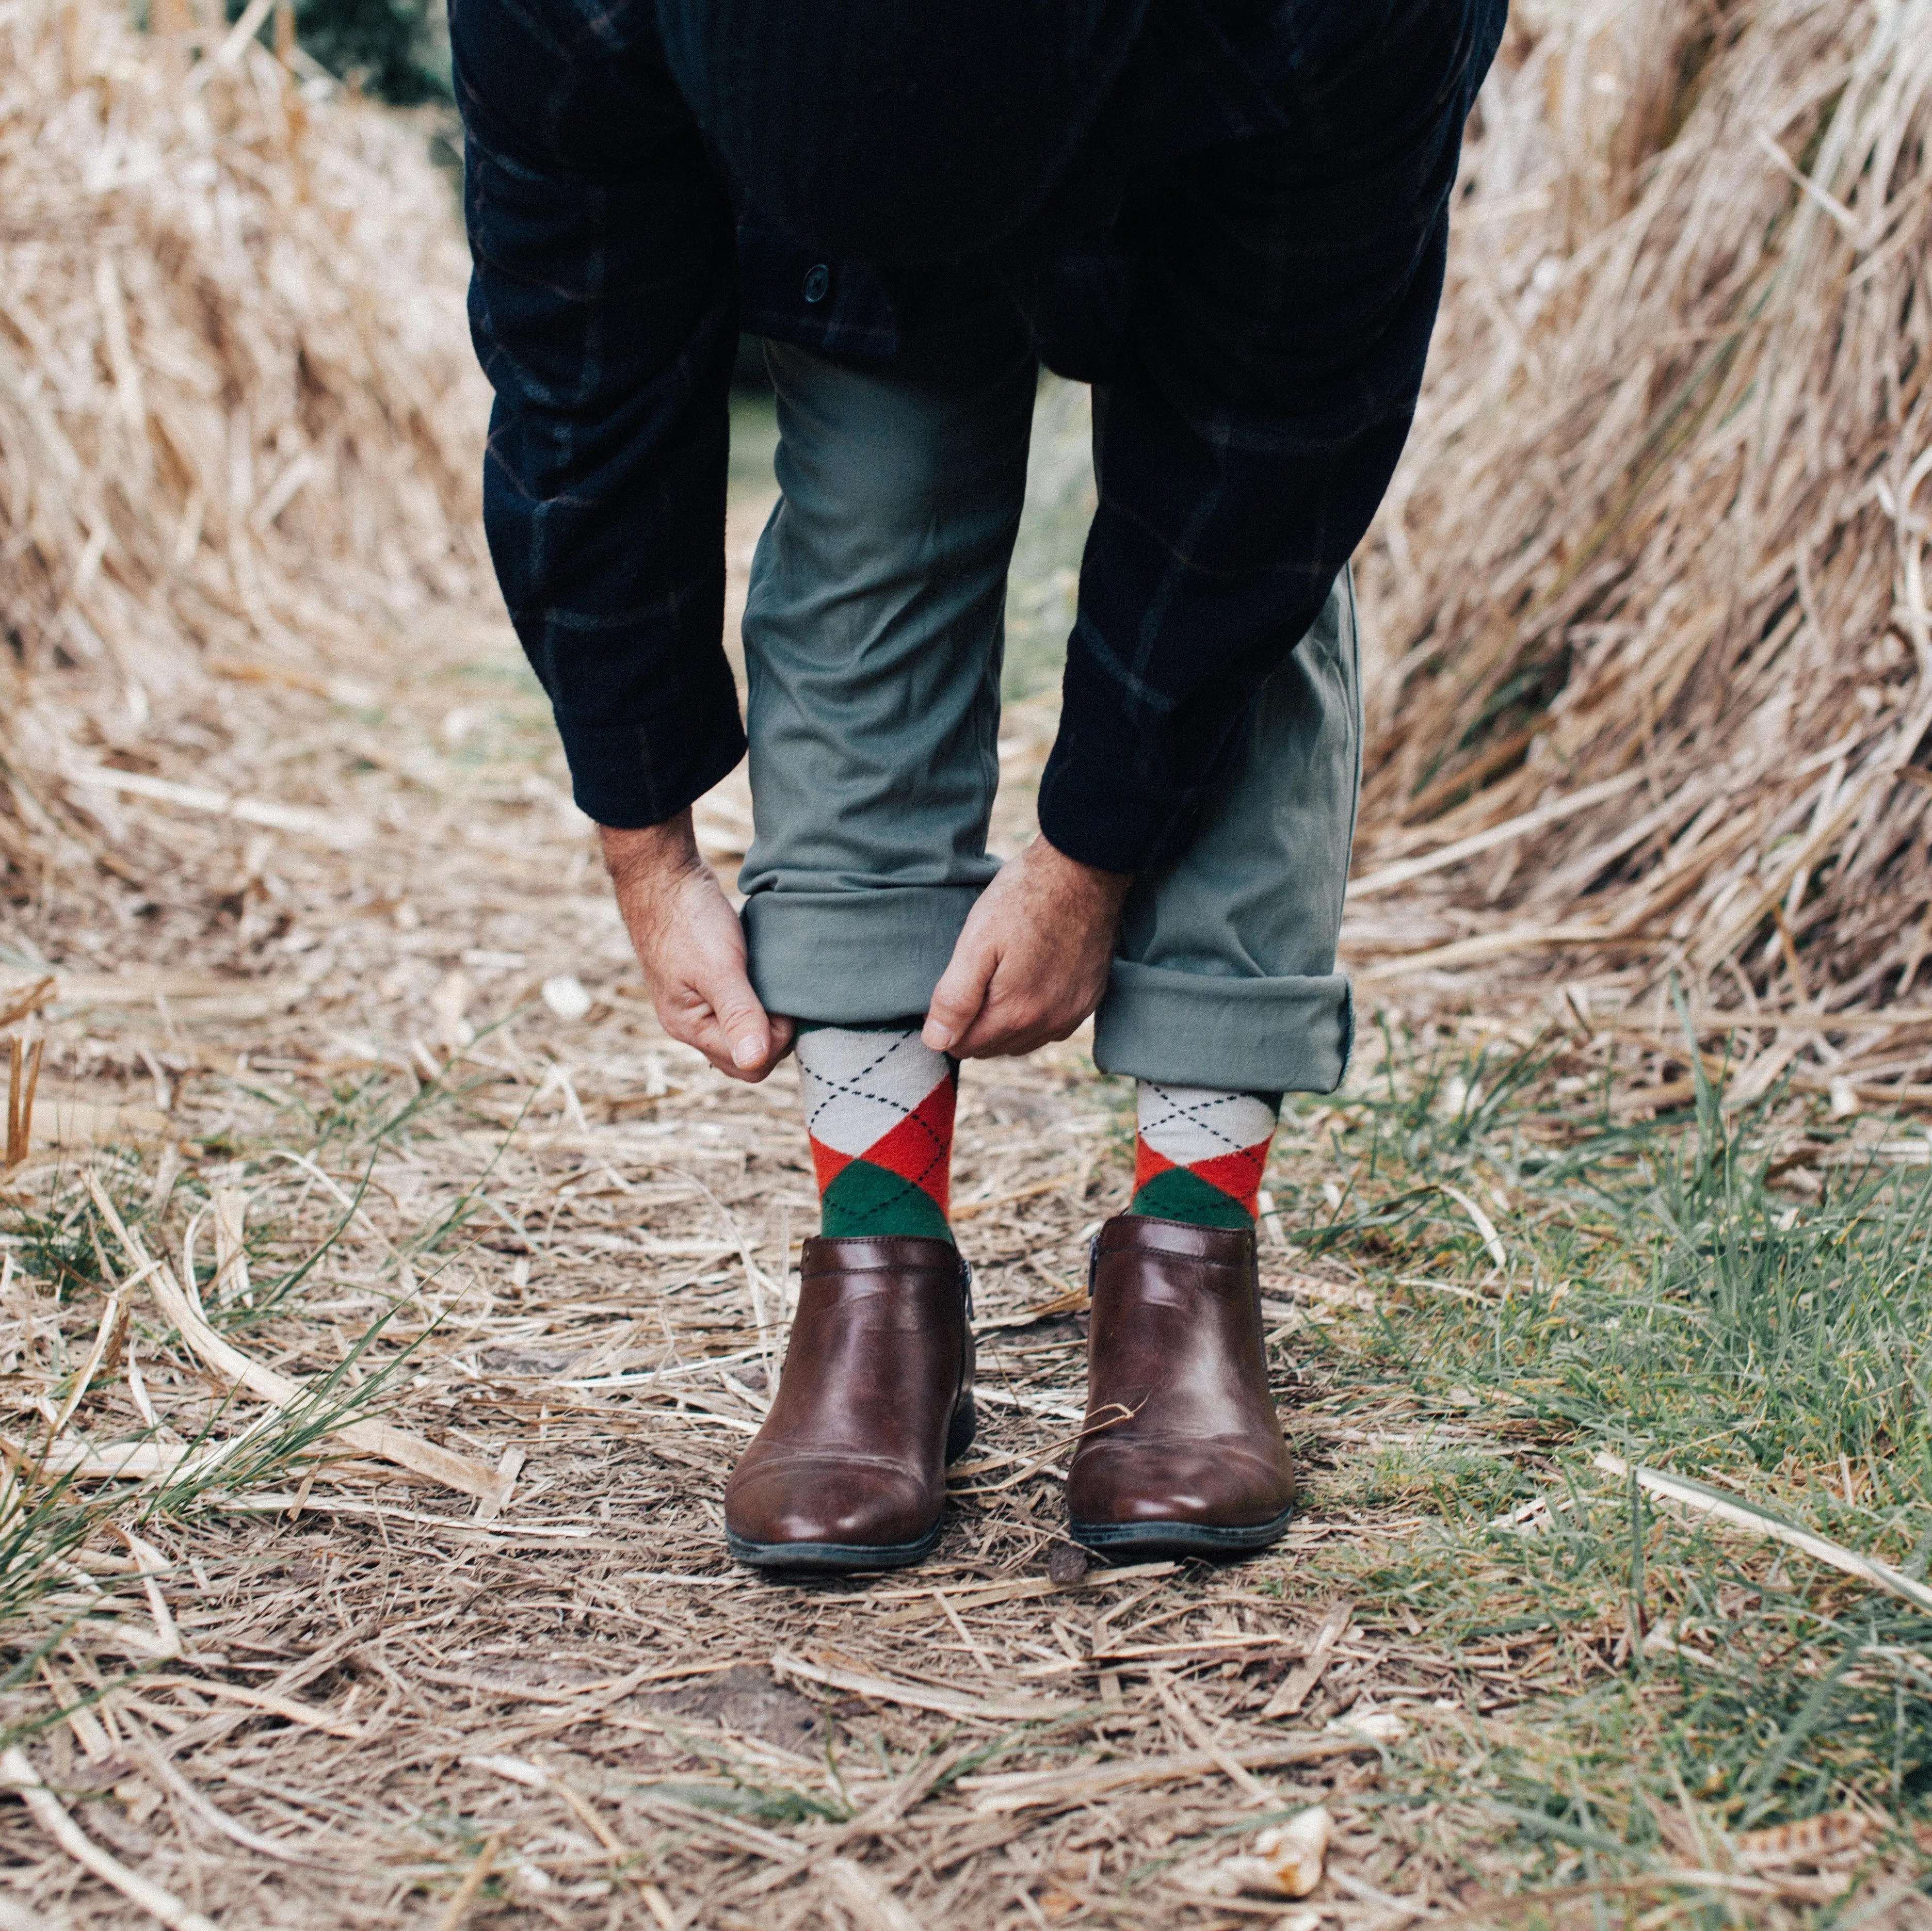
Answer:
[
  {"left": 1091, "top": 569, "right": 1361, "bottom": 1094},
  {"left": 738, "top": 339, "right": 1037, "bottom": 1023}
]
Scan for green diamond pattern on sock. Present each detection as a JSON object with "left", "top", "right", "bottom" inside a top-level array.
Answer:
[
  {"left": 820, "top": 1158, "right": 953, "bottom": 1240},
  {"left": 1128, "top": 1164, "right": 1258, "bottom": 1230}
]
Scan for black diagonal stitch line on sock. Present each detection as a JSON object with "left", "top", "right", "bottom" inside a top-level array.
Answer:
[
  {"left": 805, "top": 1075, "right": 910, "bottom": 1139},
  {"left": 832, "top": 1127, "right": 951, "bottom": 1198},
  {"left": 1145, "top": 1084, "right": 1262, "bottom": 1156},
  {"left": 801, "top": 1040, "right": 923, "bottom": 1137},
  {"left": 850, "top": 1176, "right": 930, "bottom": 1225},
  {"left": 1145, "top": 1086, "right": 1238, "bottom": 1147},
  {"left": 875, "top": 1033, "right": 949, "bottom": 1094},
  {"left": 804, "top": 1086, "right": 916, "bottom": 1140},
  {"left": 1171, "top": 1098, "right": 1248, "bottom": 1153},
  {"left": 802, "top": 1033, "right": 947, "bottom": 1142},
  {"left": 813, "top": 1038, "right": 922, "bottom": 1111},
  {"left": 866, "top": 1093, "right": 949, "bottom": 1194},
  {"left": 865, "top": 1040, "right": 928, "bottom": 1113}
]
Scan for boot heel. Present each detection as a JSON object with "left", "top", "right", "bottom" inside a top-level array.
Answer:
[{"left": 945, "top": 1393, "right": 977, "bottom": 1463}]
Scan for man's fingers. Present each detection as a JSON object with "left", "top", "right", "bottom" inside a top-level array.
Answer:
[
  {"left": 953, "top": 1000, "right": 1062, "bottom": 1060},
  {"left": 672, "top": 1008, "right": 780, "bottom": 1082},
  {"left": 660, "top": 966, "right": 787, "bottom": 1082},
  {"left": 951, "top": 970, "right": 1104, "bottom": 1059},
  {"left": 710, "top": 980, "right": 777, "bottom": 1071},
  {"left": 923, "top": 935, "right": 997, "bottom": 1053}
]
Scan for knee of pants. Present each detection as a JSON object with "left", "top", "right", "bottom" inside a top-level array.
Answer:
[{"left": 757, "top": 340, "right": 1036, "bottom": 577}]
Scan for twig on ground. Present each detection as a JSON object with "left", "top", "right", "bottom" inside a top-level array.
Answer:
[
  {"left": 0, "top": 1746, "right": 218, "bottom": 1931},
  {"left": 1595, "top": 1452, "right": 1932, "bottom": 1615},
  {"left": 85, "top": 1172, "right": 501, "bottom": 1501}
]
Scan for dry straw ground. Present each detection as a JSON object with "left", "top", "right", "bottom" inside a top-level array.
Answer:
[{"left": 3, "top": 0, "right": 1932, "bottom": 1926}]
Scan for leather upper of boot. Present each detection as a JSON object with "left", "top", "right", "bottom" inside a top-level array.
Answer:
[
  {"left": 723, "top": 1234, "right": 972, "bottom": 1550},
  {"left": 1067, "top": 1213, "right": 1295, "bottom": 1529}
]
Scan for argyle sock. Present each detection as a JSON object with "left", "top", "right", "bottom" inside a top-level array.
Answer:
[
  {"left": 1128, "top": 1081, "right": 1281, "bottom": 1230},
  {"left": 795, "top": 1021, "right": 957, "bottom": 1244}
]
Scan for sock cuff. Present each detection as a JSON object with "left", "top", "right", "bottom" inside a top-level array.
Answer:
[{"left": 795, "top": 1015, "right": 930, "bottom": 1036}]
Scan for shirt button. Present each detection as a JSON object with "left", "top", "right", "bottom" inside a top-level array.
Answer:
[{"left": 802, "top": 263, "right": 831, "bottom": 304}]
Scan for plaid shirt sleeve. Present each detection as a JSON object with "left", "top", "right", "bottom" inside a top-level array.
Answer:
[
  {"left": 451, "top": 0, "right": 745, "bottom": 830},
  {"left": 1032, "top": 0, "right": 1507, "bottom": 874}
]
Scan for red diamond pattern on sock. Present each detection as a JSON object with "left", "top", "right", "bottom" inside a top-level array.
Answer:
[
  {"left": 1131, "top": 1138, "right": 1272, "bottom": 1211},
  {"left": 807, "top": 1072, "right": 954, "bottom": 1213},
  {"left": 1130, "top": 1082, "right": 1278, "bottom": 1224},
  {"left": 809, "top": 1138, "right": 854, "bottom": 1190}
]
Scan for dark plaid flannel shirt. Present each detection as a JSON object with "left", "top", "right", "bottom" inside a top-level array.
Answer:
[{"left": 452, "top": 0, "right": 1505, "bottom": 874}]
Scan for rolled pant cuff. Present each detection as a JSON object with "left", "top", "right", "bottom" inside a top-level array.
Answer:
[
  {"left": 1091, "top": 960, "right": 1355, "bottom": 1094},
  {"left": 742, "top": 887, "right": 978, "bottom": 1023}
]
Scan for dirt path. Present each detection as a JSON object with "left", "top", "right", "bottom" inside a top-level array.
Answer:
[
  {"left": 0, "top": 437, "right": 1534, "bottom": 1931},
  {"left": 12, "top": 436, "right": 1916, "bottom": 1931}
]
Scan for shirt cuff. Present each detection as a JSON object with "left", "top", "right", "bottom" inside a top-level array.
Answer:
[
  {"left": 555, "top": 697, "right": 748, "bottom": 831},
  {"left": 1035, "top": 727, "right": 1200, "bottom": 875}
]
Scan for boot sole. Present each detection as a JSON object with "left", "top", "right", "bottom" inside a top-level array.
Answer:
[
  {"left": 1068, "top": 1503, "right": 1294, "bottom": 1558},
  {"left": 726, "top": 1522, "right": 945, "bottom": 1572},
  {"left": 726, "top": 1398, "right": 976, "bottom": 1574}
]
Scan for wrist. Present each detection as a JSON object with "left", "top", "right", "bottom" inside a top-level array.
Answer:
[
  {"left": 1033, "top": 832, "right": 1133, "bottom": 908},
  {"left": 599, "top": 810, "right": 704, "bottom": 892}
]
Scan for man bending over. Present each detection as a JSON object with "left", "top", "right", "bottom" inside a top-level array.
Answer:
[{"left": 453, "top": 0, "right": 1504, "bottom": 1568}]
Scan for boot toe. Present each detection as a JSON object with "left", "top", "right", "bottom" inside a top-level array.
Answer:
[
  {"left": 1068, "top": 1438, "right": 1294, "bottom": 1532},
  {"left": 726, "top": 1454, "right": 936, "bottom": 1559}
]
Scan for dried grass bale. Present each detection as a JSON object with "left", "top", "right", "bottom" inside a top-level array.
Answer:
[
  {"left": 1356, "top": 0, "right": 1932, "bottom": 1014},
  {"left": 0, "top": 0, "right": 486, "bottom": 881}
]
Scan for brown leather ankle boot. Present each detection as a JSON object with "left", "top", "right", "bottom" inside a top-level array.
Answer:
[
  {"left": 723, "top": 1235, "right": 974, "bottom": 1570},
  {"left": 1067, "top": 1214, "right": 1295, "bottom": 1555}
]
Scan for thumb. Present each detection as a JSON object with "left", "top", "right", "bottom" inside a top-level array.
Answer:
[
  {"left": 706, "top": 971, "right": 775, "bottom": 1070},
  {"left": 924, "top": 930, "right": 996, "bottom": 1053}
]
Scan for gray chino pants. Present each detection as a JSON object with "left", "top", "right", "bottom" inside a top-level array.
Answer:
[{"left": 737, "top": 341, "right": 1360, "bottom": 1095}]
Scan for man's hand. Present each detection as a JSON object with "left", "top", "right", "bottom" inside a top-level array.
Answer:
[
  {"left": 599, "top": 813, "right": 793, "bottom": 1082},
  {"left": 923, "top": 836, "right": 1131, "bottom": 1059}
]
